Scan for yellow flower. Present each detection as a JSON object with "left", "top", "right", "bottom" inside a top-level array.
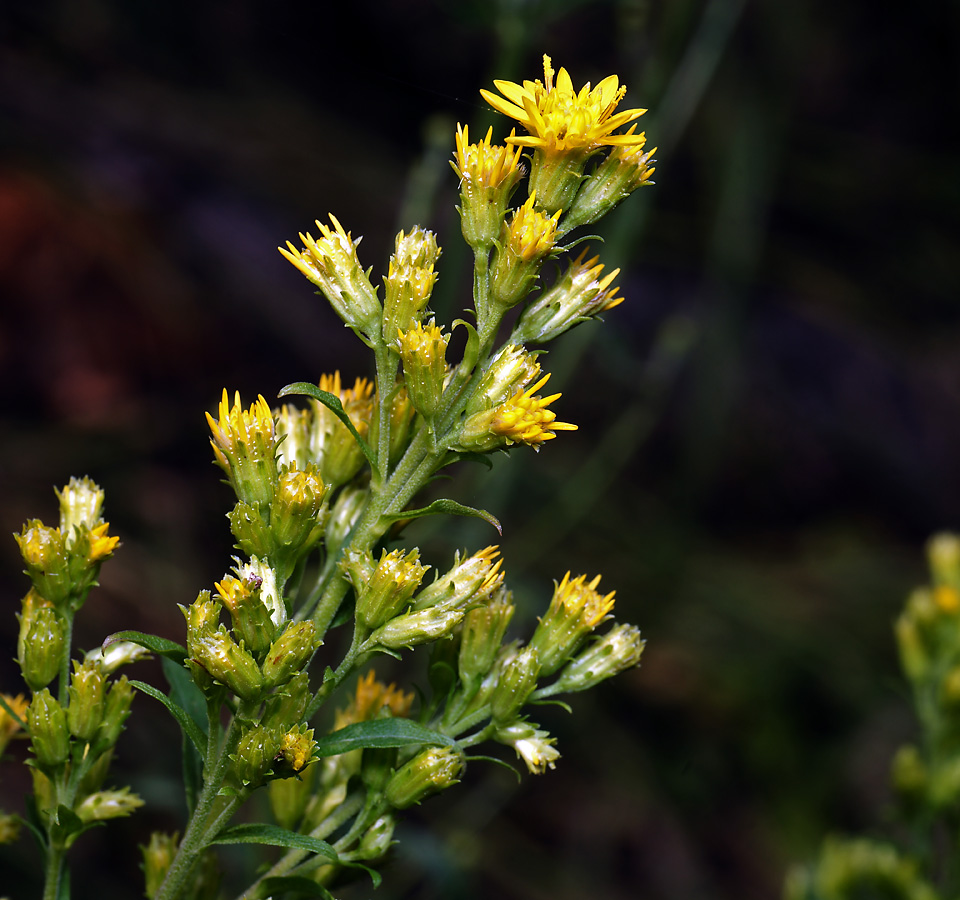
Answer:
[
  {"left": 206, "top": 390, "right": 278, "bottom": 508},
  {"left": 459, "top": 374, "right": 576, "bottom": 452},
  {"left": 335, "top": 670, "right": 414, "bottom": 730},
  {"left": 0, "top": 693, "right": 28, "bottom": 755},
  {"left": 452, "top": 124, "right": 525, "bottom": 191},
  {"left": 481, "top": 54, "right": 646, "bottom": 156},
  {"left": 529, "top": 572, "right": 617, "bottom": 675},
  {"left": 504, "top": 193, "right": 560, "bottom": 263},
  {"left": 279, "top": 215, "right": 382, "bottom": 338},
  {"left": 87, "top": 522, "right": 120, "bottom": 563}
]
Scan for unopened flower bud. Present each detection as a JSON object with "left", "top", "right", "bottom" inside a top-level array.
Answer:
[
  {"left": 896, "top": 606, "right": 929, "bottom": 683},
  {"left": 355, "top": 549, "right": 429, "bottom": 630},
  {"left": 233, "top": 725, "right": 282, "bottom": 786},
  {"left": 18, "top": 602, "right": 66, "bottom": 692},
  {"left": 553, "top": 623, "right": 645, "bottom": 693},
  {"left": 891, "top": 744, "right": 927, "bottom": 805},
  {"left": 399, "top": 320, "right": 449, "bottom": 420},
  {"left": 383, "top": 227, "right": 440, "bottom": 342},
  {"left": 311, "top": 374, "right": 375, "bottom": 488},
  {"left": 385, "top": 746, "right": 463, "bottom": 809},
  {"left": 465, "top": 345, "right": 541, "bottom": 417},
  {"left": 367, "top": 604, "right": 468, "bottom": 651},
  {"left": 76, "top": 787, "right": 144, "bottom": 822},
  {"left": 357, "top": 813, "right": 396, "bottom": 859},
  {"left": 27, "top": 689, "right": 70, "bottom": 769},
  {"left": 459, "top": 588, "right": 514, "bottom": 688},
  {"left": 98, "top": 675, "right": 135, "bottom": 747},
  {"left": 326, "top": 486, "right": 369, "bottom": 553},
  {"left": 561, "top": 130, "right": 655, "bottom": 232},
  {"left": 142, "top": 832, "right": 179, "bottom": 899},
  {"left": 270, "top": 464, "right": 327, "bottom": 559},
  {"left": 181, "top": 591, "right": 223, "bottom": 657},
  {"left": 413, "top": 546, "right": 503, "bottom": 612},
  {"left": 15, "top": 521, "right": 71, "bottom": 606},
  {"left": 228, "top": 501, "right": 273, "bottom": 560},
  {"left": 262, "top": 670, "right": 311, "bottom": 731},
  {"left": 491, "top": 646, "right": 540, "bottom": 723},
  {"left": 261, "top": 621, "right": 319, "bottom": 688},
  {"left": 191, "top": 628, "right": 263, "bottom": 701},
  {"left": 929, "top": 533, "right": 960, "bottom": 588},
  {"left": 67, "top": 659, "right": 106, "bottom": 742},
  {"left": 56, "top": 476, "right": 106, "bottom": 539}
]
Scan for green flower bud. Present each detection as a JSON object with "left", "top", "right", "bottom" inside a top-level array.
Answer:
[
  {"left": 261, "top": 621, "right": 319, "bottom": 688},
  {"left": 27, "top": 689, "right": 70, "bottom": 769},
  {"left": 490, "top": 195, "right": 560, "bottom": 308},
  {"left": 412, "top": 546, "right": 504, "bottom": 612},
  {"left": 552, "top": 623, "right": 645, "bottom": 693},
  {"left": 367, "top": 605, "right": 468, "bottom": 651},
  {"left": 141, "top": 831, "right": 179, "bottom": 899},
  {"left": 86, "top": 639, "right": 151, "bottom": 675},
  {"left": 262, "top": 671, "right": 311, "bottom": 731},
  {"left": 98, "top": 675, "right": 135, "bottom": 748},
  {"left": 191, "top": 627, "right": 263, "bottom": 701},
  {"left": 270, "top": 464, "right": 327, "bottom": 559},
  {"left": 15, "top": 520, "right": 71, "bottom": 605},
  {"left": 67, "top": 659, "right": 106, "bottom": 742},
  {"left": 356, "top": 813, "right": 396, "bottom": 860},
  {"left": 326, "top": 485, "right": 368, "bottom": 553},
  {"left": 490, "top": 646, "right": 540, "bottom": 723},
  {"left": 891, "top": 744, "right": 927, "bottom": 806},
  {"left": 355, "top": 548, "right": 429, "bottom": 631},
  {"left": 227, "top": 501, "right": 272, "bottom": 560},
  {"left": 232, "top": 725, "right": 281, "bottom": 787},
  {"left": 398, "top": 320, "right": 449, "bottom": 420},
  {"left": 465, "top": 345, "right": 541, "bottom": 417},
  {"left": 18, "top": 602, "right": 66, "bottom": 692},
  {"left": 56, "top": 476, "right": 106, "bottom": 537},
  {"left": 180, "top": 592, "right": 223, "bottom": 656},
  {"left": 928, "top": 533, "right": 960, "bottom": 589},
  {"left": 459, "top": 588, "right": 514, "bottom": 688},
  {"left": 385, "top": 746, "right": 463, "bottom": 809},
  {"left": 382, "top": 227, "right": 440, "bottom": 344},
  {"left": 75, "top": 787, "right": 144, "bottom": 822}
]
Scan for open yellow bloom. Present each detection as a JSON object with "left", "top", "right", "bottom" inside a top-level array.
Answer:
[
  {"left": 87, "top": 522, "right": 120, "bottom": 563},
  {"left": 206, "top": 390, "right": 278, "bottom": 508},
  {"left": 459, "top": 373, "right": 576, "bottom": 452},
  {"left": 335, "top": 670, "right": 414, "bottom": 730},
  {"left": 0, "top": 693, "right": 28, "bottom": 755},
  {"left": 481, "top": 54, "right": 646, "bottom": 155}
]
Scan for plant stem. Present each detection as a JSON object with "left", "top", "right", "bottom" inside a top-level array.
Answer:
[
  {"left": 43, "top": 844, "right": 65, "bottom": 900},
  {"left": 155, "top": 711, "right": 246, "bottom": 900}
]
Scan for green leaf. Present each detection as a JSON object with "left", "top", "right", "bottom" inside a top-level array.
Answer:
[
  {"left": 442, "top": 451, "right": 494, "bottom": 470},
  {"left": 162, "top": 658, "right": 207, "bottom": 814},
  {"left": 278, "top": 382, "right": 378, "bottom": 477},
  {"left": 254, "top": 876, "right": 336, "bottom": 899},
  {"left": 380, "top": 498, "right": 501, "bottom": 535},
  {"left": 313, "top": 717, "right": 455, "bottom": 758},
  {"left": 104, "top": 630, "right": 187, "bottom": 663},
  {"left": 129, "top": 680, "right": 207, "bottom": 756},
  {"left": 453, "top": 319, "right": 480, "bottom": 375},
  {"left": 210, "top": 824, "right": 338, "bottom": 863}
]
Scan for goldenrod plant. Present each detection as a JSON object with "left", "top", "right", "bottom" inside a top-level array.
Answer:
[
  {"left": 785, "top": 535, "right": 960, "bottom": 900},
  {"left": 2, "top": 55, "right": 655, "bottom": 899}
]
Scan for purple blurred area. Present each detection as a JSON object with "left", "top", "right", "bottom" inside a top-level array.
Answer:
[{"left": 1, "top": 1, "right": 959, "bottom": 898}]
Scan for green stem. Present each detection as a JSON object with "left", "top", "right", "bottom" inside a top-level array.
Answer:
[
  {"left": 43, "top": 843, "right": 65, "bottom": 900},
  {"left": 373, "top": 346, "right": 399, "bottom": 484},
  {"left": 155, "top": 710, "right": 247, "bottom": 900},
  {"left": 58, "top": 612, "right": 75, "bottom": 705},
  {"left": 233, "top": 790, "right": 366, "bottom": 900}
]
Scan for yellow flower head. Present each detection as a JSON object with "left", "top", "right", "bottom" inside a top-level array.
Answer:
[
  {"left": 504, "top": 193, "right": 561, "bottom": 263},
  {"left": 452, "top": 124, "right": 525, "bottom": 191},
  {"left": 0, "top": 693, "right": 28, "bottom": 755},
  {"left": 549, "top": 572, "right": 617, "bottom": 628},
  {"left": 279, "top": 725, "right": 316, "bottom": 773},
  {"left": 86, "top": 522, "right": 120, "bottom": 563},
  {"left": 335, "top": 670, "right": 414, "bottom": 730},
  {"left": 279, "top": 215, "right": 382, "bottom": 337},
  {"left": 481, "top": 54, "right": 647, "bottom": 157},
  {"left": 465, "top": 373, "right": 576, "bottom": 452},
  {"left": 206, "top": 390, "right": 279, "bottom": 508}
]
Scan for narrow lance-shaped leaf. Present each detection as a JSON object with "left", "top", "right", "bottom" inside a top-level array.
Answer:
[
  {"left": 104, "top": 630, "right": 187, "bottom": 664},
  {"left": 278, "top": 382, "right": 379, "bottom": 477},
  {"left": 129, "top": 680, "right": 207, "bottom": 756},
  {"left": 381, "top": 498, "right": 501, "bottom": 536},
  {"left": 313, "top": 717, "right": 456, "bottom": 758}
]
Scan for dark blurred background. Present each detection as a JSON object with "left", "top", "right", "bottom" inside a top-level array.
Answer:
[{"left": 1, "top": 0, "right": 958, "bottom": 898}]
